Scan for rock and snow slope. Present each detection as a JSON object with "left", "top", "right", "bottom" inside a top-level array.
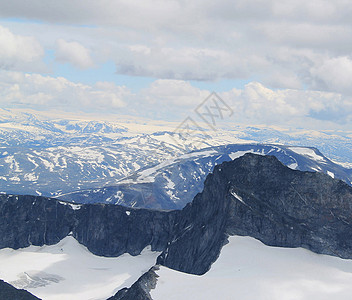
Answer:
[
  {"left": 151, "top": 235, "right": 352, "bottom": 300},
  {"left": 60, "top": 144, "right": 352, "bottom": 210},
  {"left": 1, "top": 108, "right": 352, "bottom": 199},
  {"left": 157, "top": 154, "right": 352, "bottom": 276},
  {"left": 0, "top": 236, "right": 160, "bottom": 300},
  {"left": 2, "top": 154, "right": 352, "bottom": 299}
]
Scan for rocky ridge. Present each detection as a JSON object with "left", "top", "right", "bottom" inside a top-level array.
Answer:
[
  {"left": 1, "top": 154, "right": 352, "bottom": 299},
  {"left": 0, "top": 195, "right": 176, "bottom": 256},
  {"left": 158, "top": 153, "right": 352, "bottom": 275}
]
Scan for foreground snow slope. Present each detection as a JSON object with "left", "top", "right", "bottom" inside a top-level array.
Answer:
[
  {"left": 151, "top": 236, "right": 352, "bottom": 300},
  {"left": 0, "top": 236, "right": 160, "bottom": 300}
]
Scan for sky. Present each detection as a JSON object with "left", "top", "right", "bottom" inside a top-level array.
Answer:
[{"left": 0, "top": 0, "right": 352, "bottom": 130}]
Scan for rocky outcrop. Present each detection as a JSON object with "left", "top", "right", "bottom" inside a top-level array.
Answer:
[
  {"left": 107, "top": 266, "right": 159, "bottom": 300},
  {"left": 0, "top": 279, "right": 41, "bottom": 300},
  {"left": 157, "top": 153, "right": 352, "bottom": 274},
  {"left": 0, "top": 195, "right": 176, "bottom": 256}
]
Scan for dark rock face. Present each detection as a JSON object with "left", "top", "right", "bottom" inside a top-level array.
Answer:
[
  {"left": 0, "top": 195, "right": 74, "bottom": 249},
  {"left": 107, "top": 266, "right": 159, "bottom": 300},
  {"left": 0, "top": 279, "right": 41, "bottom": 300},
  {"left": 0, "top": 195, "right": 176, "bottom": 256},
  {"left": 225, "top": 155, "right": 352, "bottom": 256},
  {"left": 74, "top": 204, "right": 176, "bottom": 256},
  {"left": 158, "top": 153, "right": 352, "bottom": 275}
]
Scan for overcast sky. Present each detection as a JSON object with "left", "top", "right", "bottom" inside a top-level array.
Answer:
[{"left": 0, "top": 0, "right": 351, "bottom": 130}]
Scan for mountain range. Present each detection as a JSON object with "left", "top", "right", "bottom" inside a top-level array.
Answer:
[
  {"left": 1, "top": 154, "right": 352, "bottom": 299},
  {"left": 59, "top": 143, "right": 352, "bottom": 209},
  {"left": 1, "top": 108, "right": 352, "bottom": 201}
]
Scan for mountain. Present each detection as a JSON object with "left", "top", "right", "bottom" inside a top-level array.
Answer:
[
  {"left": 0, "top": 109, "right": 185, "bottom": 197},
  {"left": 59, "top": 144, "right": 352, "bottom": 210},
  {"left": 114, "top": 153, "right": 352, "bottom": 299},
  {"left": 1, "top": 108, "right": 352, "bottom": 199},
  {"left": 0, "top": 279, "right": 40, "bottom": 300},
  {"left": 1, "top": 154, "right": 352, "bottom": 299},
  {"left": 0, "top": 194, "right": 176, "bottom": 257},
  {"left": 157, "top": 153, "right": 352, "bottom": 275}
]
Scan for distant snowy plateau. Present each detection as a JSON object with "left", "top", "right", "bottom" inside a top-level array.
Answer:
[
  {"left": 1, "top": 108, "right": 352, "bottom": 300},
  {"left": 1, "top": 108, "right": 352, "bottom": 202}
]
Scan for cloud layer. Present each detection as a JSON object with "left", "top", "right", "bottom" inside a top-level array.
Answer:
[
  {"left": 1, "top": 70, "right": 350, "bottom": 130},
  {"left": 1, "top": 1, "right": 352, "bottom": 94},
  {"left": 0, "top": 1, "right": 351, "bottom": 130},
  {"left": 0, "top": 71, "right": 127, "bottom": 111}
]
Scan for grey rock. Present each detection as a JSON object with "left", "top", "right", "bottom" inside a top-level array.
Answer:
[
  {"left": 2, "top": 153, "right": 352, "bottom": 298},
  {"left": 158, "top": 153, "right": 352, "bottom": 274},
  {"left": 0, "top": 195, "right": 176, "bottom": 256},
  {"left": 107, "top": 266, "right": 159, "bottom": 300},
  {"left": 0, "top": 279, "right": 41, "bottom": 300}
]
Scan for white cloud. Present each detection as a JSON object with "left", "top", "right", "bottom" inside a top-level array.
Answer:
[
  {"left": 142, "top": 79, "right": 209, "bottom": 106},
  {"left": 127, "top": 79, "right": 352, "bottom": 128},
  {"left": 1, "top": 0, "right": 352, "bottom": 107},
  {"left": 0, "top": 25, "right": 44, "bottom": 71},
  {"left": 0, "top": 68, "right": 351, "bottom": 129},
  {"left": 310, "top": 56, "right": 352, "bottom": 94},
  {"left": 55, "top": 39, "right": 94, "bottom": 69},
  {"left": 0, "top": 71, "right": 128, "bottom": 111},
  {"left": 220, "top": 82, "right": 352, "bottom": 127}
]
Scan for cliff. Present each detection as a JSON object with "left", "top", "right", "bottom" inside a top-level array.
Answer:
[
  {"left": 0, "top": 195, "right": 176, "bottom": 257},
  {"left": 158, "top": 153, "right": 352, "bottom": 274}
]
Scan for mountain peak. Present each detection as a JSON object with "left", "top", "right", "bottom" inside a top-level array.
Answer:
[{"left": 159, "top": 153, "right": 352, "bottom": 274}]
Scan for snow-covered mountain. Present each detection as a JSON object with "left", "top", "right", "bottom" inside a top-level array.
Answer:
[
  {"left": 59, "top": 144, "right": 352, "bottom": 209},
  {"left": 2, "top": 154, "right": 352, "bottom": 300},
  {"left": 0, "top": 109, "right": 184, "bottom": 196},
  {"left": 0, "top": 140, "right": 182, "bottom": 197},
  {"left": 1, "top": 108, "right": 352, "bottom": 199}
]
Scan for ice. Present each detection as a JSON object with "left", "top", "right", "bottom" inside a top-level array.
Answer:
[
  {"left": 27, "top": 156, "right": 39, "bottom": 169},
  {"left": 163, "top": 174, "right": 175, "bottom": 189},
  {"left": 180, "top": 150, "right": 217, "bottom": 159},
  {"left": 229, "top": 150, "right": 265, "bottom": 160},
  {"left": 289, "top": 147, "right": 326, "bottom": 162},
  {"left": 151, "top": 235, "right": 352, "bottom": 300},
  {"left": 58, "top": 201, "right": 82, "bottom": 210},
  {"left": 327, "top": 171, "right": 335, "bottom": 178},
  {"left": 231, "top": 191, "right": 248, "bottom": 206},
  {"left": 133, "top": 158, "right": 177, "bottom": 183},
  {"left": 0, "top": 236, "right": 160, "bottom": 300},
  {"left": 288, "top": 163, "right": 298, "bottom": 170},
  {"left": 24, "top": 173, "right": 39, "bottom": 182}
]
